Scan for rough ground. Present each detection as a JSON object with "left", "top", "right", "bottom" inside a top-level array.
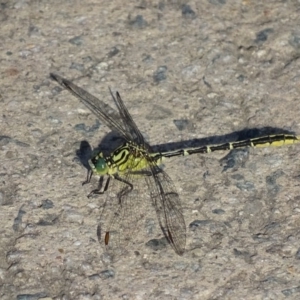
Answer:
[{"left": 1, "top": 1, "right": 300, "bottom": 299}]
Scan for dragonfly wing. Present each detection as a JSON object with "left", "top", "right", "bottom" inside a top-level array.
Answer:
[
  {"left": 145, "top": 164, "right": 186, "bottom": 255},
  {"left": 50, "top": 73, "right": 132, "bottom": 141},
  {"left": 109, "top": 89, "right": 146, "bottom": 146},
  {"left": 97, "top": 146, "right": 186, "bottom": 256},
  {"left": 97, "top": 173, "right": 147, "bottom": 258}
]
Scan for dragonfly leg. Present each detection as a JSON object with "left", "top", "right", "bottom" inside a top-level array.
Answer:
[
  {"left": 114, "top": 174, "right": 134, "bottom": 203},
  {"left": 82, "top": 169, "right": 93, "bottom": 186},
  {"left": 129, "top": 170, "right": 153, "bottom": 176},
  {"left": 87, "top": 176, "right": 111, "bottom": 198}
]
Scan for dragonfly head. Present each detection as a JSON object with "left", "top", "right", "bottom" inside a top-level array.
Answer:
[{"left": 88, "top": 152, "right": 109, "bottom": 175}]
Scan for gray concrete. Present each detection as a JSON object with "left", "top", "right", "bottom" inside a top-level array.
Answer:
[{"left": 1, "top": 1, "right": 300, "bottom": 299}]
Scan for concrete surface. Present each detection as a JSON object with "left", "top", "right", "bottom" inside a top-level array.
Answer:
[{"left": 1, "top": 0, "right": 300, "bottom": 299}]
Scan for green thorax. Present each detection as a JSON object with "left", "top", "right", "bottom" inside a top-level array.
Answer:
[{"left": 88, "top": 142, "right": 162, "bottom": 176}]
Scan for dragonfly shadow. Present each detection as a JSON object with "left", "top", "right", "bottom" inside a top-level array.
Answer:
[
  {"left": 75, "top": 141, "right": 93, "bottom": 171},
  {"left": 151, "top": 126, "right": 296, "bottom": 153},
  {"left": 75, "top": 131, "right": 126, "bottom": 171},
  {"left": 75, "top": 126, "right": 296, "bottom": 171}
]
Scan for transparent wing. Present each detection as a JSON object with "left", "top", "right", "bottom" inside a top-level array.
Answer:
[
  {"left": 97, "top": 172, "right": 149, "bottom": 258},
  {"left": 97, "top": 154, "right": 186, "bottom": 257},
  {"left": 144, "top": 163, "right": 186, "bottom": 255},
  {"left": 109, "top": 89, "right": 145, "bottom": 145},
  {"left": 51, "top": 73, "right": 145, "bottom": 144}
]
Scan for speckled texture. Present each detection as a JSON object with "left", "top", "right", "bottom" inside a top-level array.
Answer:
[{"left": 1, "top": 1, "right": 300, "bottom": 299}]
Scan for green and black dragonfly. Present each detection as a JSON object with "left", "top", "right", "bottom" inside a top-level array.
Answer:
[{"left": 51, "top": 73, "right": 299, "bottom": 257}]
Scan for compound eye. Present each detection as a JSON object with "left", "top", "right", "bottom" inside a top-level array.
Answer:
[{"left": 94, "top": 157, "right": 107, "bottom": 173}]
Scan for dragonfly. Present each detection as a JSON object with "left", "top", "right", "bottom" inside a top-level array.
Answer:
[{"left": 50, "top": 73, "right": 300, "bottom": 257}]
